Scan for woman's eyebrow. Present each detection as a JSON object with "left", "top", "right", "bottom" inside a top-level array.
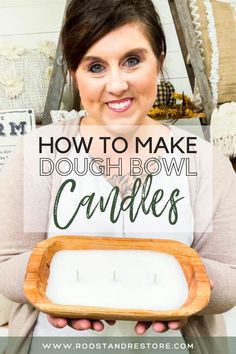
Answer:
[
  {"left": 124, "top": 48, "right": 148, "bottom": 56},
  {"left": 82, "top": 48, "right": 148, "bottom": 63},
  {"left": 82, "top": 56, "right": 103, "bottom": 63}
]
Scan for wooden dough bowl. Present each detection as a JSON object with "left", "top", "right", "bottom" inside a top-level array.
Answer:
[{"left": 24, "top": 236, "right": 211, "bottom": 321}]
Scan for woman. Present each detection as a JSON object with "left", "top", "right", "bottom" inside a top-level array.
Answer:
[{"left": 0, "top": 0, "right": 236, "bottom": 353}]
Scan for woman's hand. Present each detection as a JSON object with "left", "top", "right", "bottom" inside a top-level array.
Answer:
[
  {"left": 135, "top": 279, "right": 214, "bottom": 335},
  {"left": 47, "top": 315, "right": 116, "bottom": 331},
  {"left": 135, "top": 319, "right": 187, "bottom": 335}
]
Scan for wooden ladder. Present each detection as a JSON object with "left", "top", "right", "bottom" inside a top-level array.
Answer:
[
  {"left": 42, "top": 0, "right": 79, "bottom": 125},
  {"left": 168, "top": 0, "right": 214, "bottom": 123}
]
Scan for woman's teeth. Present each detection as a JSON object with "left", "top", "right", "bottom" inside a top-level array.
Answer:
[{"left": 107, "top": 99, "right": 132, "bottom": 111}]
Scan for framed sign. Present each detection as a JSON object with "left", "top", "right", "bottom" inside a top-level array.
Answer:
[{"left": 0, "top": 109, "right": 35, "bottom": 172}]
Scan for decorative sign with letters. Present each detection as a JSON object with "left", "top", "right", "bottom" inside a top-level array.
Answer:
[{"left": 0, "top": 109, "right": 35, "bottom": 172}]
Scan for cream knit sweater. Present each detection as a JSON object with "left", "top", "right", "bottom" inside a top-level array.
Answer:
[{"left": 0, "top": 119, "right": 236, "bottom": 354}]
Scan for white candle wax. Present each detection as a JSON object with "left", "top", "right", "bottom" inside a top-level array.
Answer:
[{"left": 46, "top": 250, "right": 189, "bottom": 311}]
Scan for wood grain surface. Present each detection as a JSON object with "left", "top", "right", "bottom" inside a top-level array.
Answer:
[{"left": 24, "top": 236, "right": 211, "bottom": 321}]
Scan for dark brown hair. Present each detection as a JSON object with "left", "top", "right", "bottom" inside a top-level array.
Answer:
[{"left": 62, "top": 0, "right": 166, "bottom": 71}]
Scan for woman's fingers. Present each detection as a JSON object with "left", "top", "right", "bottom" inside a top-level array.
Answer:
[
  {"left": 47, "top": 316, "right": 107, "bottom": 332},
  {"left": 152, "top": 321, "right": 168, "bottom": 333},
  {"left": 69, "top": 319, "right": 92, "bottom": 330},
  {"left": 90, "top": 320, "right": 104, "bottom": 331},
  {"left": 70, "top": 319, "right": 115, "bottom": 331},
  {"left": 135, "top": 321, "right": 152, "bottom": 335},
  {"left": 69, "top": 319, "right": 106, "bottom": 331},
  {"left": 135, "top": 319, "right": 188, "bottom": 335},
  {"left": 167, "top": 319, "right": 187, "bottom": 330},
  {"left": 47, "top": 316, "right": 187, "bottom": 334},
  {"left": 209, "top": 279, "right": 214, "bottom": 289},
  {"left": 47, "top": 315, "right": 68, "bottom": 328}
]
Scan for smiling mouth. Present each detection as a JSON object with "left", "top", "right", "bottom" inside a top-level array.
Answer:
[{"left": 107, "top": 98, "right": 133, "bottom": 113}]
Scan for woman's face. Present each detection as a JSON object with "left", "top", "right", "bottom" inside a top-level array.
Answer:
[{"left": 74, "top": 22, "right": 161, "bottom": 132}]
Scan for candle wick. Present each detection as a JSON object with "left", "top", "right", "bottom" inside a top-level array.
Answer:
[
  {"left": 153, "top": 273, "right": 158, "bottom": 284},
  {"left": 76, "top": 269, "right": 80, "bottom": 281},
  {"left": 113, "top": 270, "right": 117, "bottom": 282}
]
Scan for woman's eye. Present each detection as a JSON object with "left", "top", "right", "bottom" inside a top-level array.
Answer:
[
  {"left": 89, "top": 63, "right": 105, "bottom": 73},
  {"left": 125, "top": 56, "right": 140, "bottom": 67}
]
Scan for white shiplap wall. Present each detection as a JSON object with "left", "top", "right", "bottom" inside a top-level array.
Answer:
[{"left": 0, "top": 0, "right": 65, "bottom": 47}]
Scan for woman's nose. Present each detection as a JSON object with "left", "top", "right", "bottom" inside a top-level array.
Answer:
[{"left": 106, "top": 69, "right": 128, "bottom": 95}]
